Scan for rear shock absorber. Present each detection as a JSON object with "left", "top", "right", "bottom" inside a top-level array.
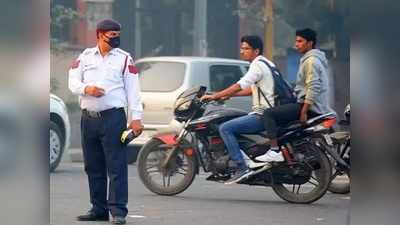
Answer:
[{"left": 282, "top": 146, "right": 294, "bottom": 165}]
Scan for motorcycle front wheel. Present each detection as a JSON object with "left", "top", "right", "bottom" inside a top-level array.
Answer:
[{"left": 137, "top": 138, "right": 197, "bottom": 196}]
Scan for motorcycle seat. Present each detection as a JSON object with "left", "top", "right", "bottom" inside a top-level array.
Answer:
[
  {"left": 253, "top": 113, "right": 335, "bottom": 138},
  {"left": 254, "top": 121, "right": 302, "bottom": 138},
  {"left": 277, "top": 113, "right": 336, "bottom": 136}
]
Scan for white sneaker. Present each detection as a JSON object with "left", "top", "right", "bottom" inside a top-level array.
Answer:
[{"left": 255, "top": 150, "right": 284, "bottom": 162}]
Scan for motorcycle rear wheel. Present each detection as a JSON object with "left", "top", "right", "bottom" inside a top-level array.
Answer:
[{"left": 272, "top": 144, "right": 331, "bottom": 204}]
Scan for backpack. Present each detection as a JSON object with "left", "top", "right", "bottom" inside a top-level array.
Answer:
[{"left": 258, "top": 59, "right": 297, "bottom": 107}]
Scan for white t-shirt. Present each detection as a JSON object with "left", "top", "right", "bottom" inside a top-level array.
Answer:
[{"left": 237, "top": 55, "right": 275, "bottom": 114}]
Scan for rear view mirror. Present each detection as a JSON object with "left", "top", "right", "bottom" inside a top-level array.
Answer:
[{"left": 196, "top": 86, "right": 207, "bottom": 98}]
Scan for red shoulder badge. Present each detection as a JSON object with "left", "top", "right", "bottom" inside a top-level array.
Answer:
[
  {"left": 128, "top": 64, "right": 138, "bottom": 74},
  {"left": 71, "top": 60, "right": 80, "bottom": 69}
]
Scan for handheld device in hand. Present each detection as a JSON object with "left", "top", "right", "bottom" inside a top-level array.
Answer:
[{"left": 120, "top": 129, "right": 138, "bottom": 145}]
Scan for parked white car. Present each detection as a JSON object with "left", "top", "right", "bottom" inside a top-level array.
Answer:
[
  {"left": 130, "top": 56, "right": 252, "bottom": 146},
  {"left": 50, "top": 94, "right": 71, "bottom": 172}
]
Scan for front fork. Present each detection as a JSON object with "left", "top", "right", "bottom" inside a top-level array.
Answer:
[
  {"left": 160, "top": 125, "right": 190, "bottom": 169},
  {"left": 159, "top": 110, "right": 208, "bottom": 170},
  {"left": 159, "top": 128, "right": 207, "bottom": 176}
]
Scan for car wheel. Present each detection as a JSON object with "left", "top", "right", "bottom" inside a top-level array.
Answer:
[{"left": 50, "top": 121, "right": 64, "bottom": 172}]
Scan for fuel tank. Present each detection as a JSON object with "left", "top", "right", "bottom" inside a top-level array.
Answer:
[{"left": 189, "top": 107, "right": 248, "bottom": 126}]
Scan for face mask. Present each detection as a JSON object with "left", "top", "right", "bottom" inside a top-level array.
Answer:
[{"left": 106, "top": 36, "right": 120, "bottom": 48}]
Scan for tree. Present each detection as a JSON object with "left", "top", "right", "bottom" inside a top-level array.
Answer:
[
  {"left": 50, "top": 0, "right": 80, "bottom": 54},
  {"left": 237, "top": 0, "right": 349, "bottom": 59}
]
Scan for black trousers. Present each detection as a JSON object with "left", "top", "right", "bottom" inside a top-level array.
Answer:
[
  {"left": 80, "top": 107, "right": 128, "bottom": 217},
  {"left": 263, "top": 103, "right": 319, "bottom": 139}
]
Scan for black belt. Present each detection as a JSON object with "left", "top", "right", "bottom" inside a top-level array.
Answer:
[{"left": 82, "top": 107, "right": 123, "bottom": 118}]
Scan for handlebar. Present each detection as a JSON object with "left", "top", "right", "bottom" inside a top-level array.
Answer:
[{"left": 199, "top": 97, "right": 225, "bottom": 105}]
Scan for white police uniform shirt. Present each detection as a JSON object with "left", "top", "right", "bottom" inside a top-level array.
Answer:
[
  {"left": 236, "top": 55, "right": 275, "bottom": 115},
  {"left": 68, "top": 46, "right": 143, "bottom": 120}
]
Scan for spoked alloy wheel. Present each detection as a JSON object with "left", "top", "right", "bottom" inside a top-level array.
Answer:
[
  {"left": 329, "top": 168, "right": 350, "bottom": 194},
  {"left": 50, "top": 121, "right": 64, "bottom": 172},
  {"left": 272, "top": 144, "right": 331, "bottom": 204},
  {"left": 328, "top": 140, "right": 350, "bottom": 194},
  {"left": 137, "top": 138, "right": 197, "bottom": 196}
]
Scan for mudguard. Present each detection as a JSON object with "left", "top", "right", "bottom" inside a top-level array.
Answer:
[
  {"left": 152, "top": 132, "right": 200, "bottom": 174},
  {"left": 153, "top": 133, "right": 178, "bottom": 145}
]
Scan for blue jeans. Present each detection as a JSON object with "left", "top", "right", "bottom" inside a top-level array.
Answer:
[{"left": 219, "top": 114, "right": 265, "bottom": 169}]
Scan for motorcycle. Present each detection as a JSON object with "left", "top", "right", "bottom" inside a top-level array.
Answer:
[
  {"left": 319, "top": 104, "right": 350, "bottom": 194},
  {"left": 137, "top": 86, "right": 336, "bottom": 204}
]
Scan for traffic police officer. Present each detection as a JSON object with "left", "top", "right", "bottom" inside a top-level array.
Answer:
[{"left": 68, "top": 19, "right": 143, "bottom": 225}]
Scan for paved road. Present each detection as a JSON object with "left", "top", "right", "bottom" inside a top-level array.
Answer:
[{"left": 51, "top": 161, "right": 350, "bottom": 225}]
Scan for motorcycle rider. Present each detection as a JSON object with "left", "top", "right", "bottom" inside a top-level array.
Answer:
[
  {"left": 256, "top": 28, "right": 336, "bottom": 162},
  {"left": 201, "top": 35, "right": 277, "bottom": 184}
]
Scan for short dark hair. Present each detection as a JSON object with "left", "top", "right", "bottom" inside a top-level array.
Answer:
[
  {"left": 296, "top": 28, "right": 317, "bottom": 48},
  {"left": 241, "top": 35, "right": 263, "bottom": 55}
]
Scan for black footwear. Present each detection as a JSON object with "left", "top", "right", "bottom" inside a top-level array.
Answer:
[
  {"left": 76, "top": 211, "right": 109, "bottom": 221},
  {"left": 224, "top": 168, "right": 254, "bottom": 185},
  {"left": 112, "top": 216, "right": 126, "bottom": 224},
  {"left": 206, "top": 173, "right": 231, "bottom": 182}
]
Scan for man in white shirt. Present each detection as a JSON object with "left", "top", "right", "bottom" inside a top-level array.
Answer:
[
  {"left": 69, "top": 19, "right": 143, "bottom": 225},
  {"left": 201, "top": 35, "right": 277, "bottom": 184}
]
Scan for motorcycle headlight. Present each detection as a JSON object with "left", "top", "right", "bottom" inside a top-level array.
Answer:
[
  {"left": 174, "top": 98, "right": 185, "bottom": 108},
  {"left": 177, "top": 101, "right": 191, "bottom": 112}
]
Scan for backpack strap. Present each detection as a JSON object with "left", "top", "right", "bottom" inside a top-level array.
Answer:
[
  {"left": 256, "top": 59, "right": 277, "bottom": 108},
  {"left": 257, "top": 85, "right": 273, "bottom": 108},
  {"left": 259, "top": 59, "right": 296, "bottom": 99},
  {"left": 259, "top": 59, "right": 280, "bottom": 76}
]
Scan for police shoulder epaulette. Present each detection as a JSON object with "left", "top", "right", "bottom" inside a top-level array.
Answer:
[
  {"left": 82, "top": 48, "right": 95, "bottom": 56},
  {"left": 115, "top": 48, "right": 130, "bottom": 56}
]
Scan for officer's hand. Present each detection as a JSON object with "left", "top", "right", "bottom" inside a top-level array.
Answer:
[
  {"left": 85, "top": 85, "right": 105, "bottom": 97},
  {"left": 129, "top": 120, "right": 143, "bottom": 136}
]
